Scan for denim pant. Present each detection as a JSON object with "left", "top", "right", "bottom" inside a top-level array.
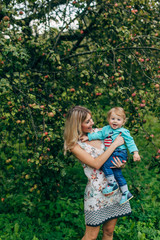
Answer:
[{"left": 101, "top": 149, "right": 128, "bottom": 187}]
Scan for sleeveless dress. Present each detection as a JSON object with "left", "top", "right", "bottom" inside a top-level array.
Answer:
[{"left": 77, "top": 130, "right": 132, "bottom": 227}]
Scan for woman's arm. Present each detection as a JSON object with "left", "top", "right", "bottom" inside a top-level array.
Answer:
[{"left": 71, "top": 134, "right": 124, "bottom": 170}]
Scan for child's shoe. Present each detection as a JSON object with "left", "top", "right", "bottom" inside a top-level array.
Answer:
[
  {"left": 119, "top": 191, "right": 133, "bottom": 205},
  {"left": 102, "top": 182, "right": 119, "bottom": 196}
]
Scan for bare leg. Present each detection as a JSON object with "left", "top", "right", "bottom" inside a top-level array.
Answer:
[
  {"left": 81, "top": 225, "right": 100, "bottom": 240},
  {"left": 102, "top": 218, "right": 118, "bottom": 240}
]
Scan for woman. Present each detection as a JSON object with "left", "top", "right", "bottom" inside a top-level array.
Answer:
[{"left": 64, "top": 106, "right": 132, "bottom": 240}]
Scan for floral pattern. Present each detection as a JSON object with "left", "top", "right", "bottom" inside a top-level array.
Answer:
[{"left": 78, "top": 139, "right": 123, "bottom": 211}]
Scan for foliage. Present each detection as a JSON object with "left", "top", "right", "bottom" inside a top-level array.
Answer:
[
  {"left": 0, "top": 0, "right": 160, "bottom": 239},
  {"left": 0, "top": 117, "right": 160, "bottom": 239}
]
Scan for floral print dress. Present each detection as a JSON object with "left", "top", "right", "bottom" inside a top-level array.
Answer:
[{"left": 77, "top": 130, "right": 132, "bottom": 227}]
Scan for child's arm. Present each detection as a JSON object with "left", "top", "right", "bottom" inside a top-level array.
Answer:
[
  {"left": 121, "top": 129, "right": 141, "bottom": 161},
  {"left": 80, "top": 128, "right": 105, "bottom": 142},
  {"left": 87, "top": 126, "right": 108, "bottom": 141},
  {"left": 133, "top": 151, "right": 141, "bottom": 161},
  {"left": 121, "top": 129, "right": 138, "bottom": 153}
]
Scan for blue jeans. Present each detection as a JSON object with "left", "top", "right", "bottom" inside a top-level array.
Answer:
[{"left": 101, "top": 149, "right": 128, "bottom": 187}]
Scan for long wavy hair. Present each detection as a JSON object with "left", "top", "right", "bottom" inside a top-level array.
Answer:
[{"left": 64, "top": 106, "right": 91, "bottom": 154}]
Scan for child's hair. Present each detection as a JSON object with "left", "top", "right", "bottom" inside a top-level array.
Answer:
[
  {"left": 64, "top": 106, "right": 91, "bottom": 154},
  {"left": 107, "top": 107, "right": 126, "bottom": 123}
]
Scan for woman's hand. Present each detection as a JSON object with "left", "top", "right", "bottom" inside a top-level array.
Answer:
[
  {"left": 110, "top": 157, "right": 126, "bottom": 168},
  {"left": 113, "top": 133, "right": 124, "bottom": 148}
]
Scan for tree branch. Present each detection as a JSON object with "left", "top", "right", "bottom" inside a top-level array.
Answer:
[{"left": 61, "top": 46, "right": 160, "bottom": 61}]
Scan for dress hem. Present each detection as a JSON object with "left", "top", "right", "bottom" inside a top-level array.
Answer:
[{"left": 86, "top": 211, "right": 132, "bottom": 227}]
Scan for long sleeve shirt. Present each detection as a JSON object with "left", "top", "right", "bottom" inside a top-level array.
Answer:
[{"left": 88, "top": 125, "right": 138, "bottom": 153}]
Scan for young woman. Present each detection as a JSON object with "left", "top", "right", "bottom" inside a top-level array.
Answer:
[{"left": 64, "top": 106, "right": 132, "bottom": 240}]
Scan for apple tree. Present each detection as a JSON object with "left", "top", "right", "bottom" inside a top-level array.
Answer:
[{"left": 0, "top": 0, "right": 159, "bottom": 207}]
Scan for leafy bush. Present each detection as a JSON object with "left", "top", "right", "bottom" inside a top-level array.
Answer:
[{"left": 0, "top": 0, "right": 160, "bottom": 239}]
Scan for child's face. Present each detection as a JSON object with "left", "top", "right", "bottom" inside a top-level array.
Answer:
[{"left": 108, "top": 112, "right": 125, "bottom": 129}]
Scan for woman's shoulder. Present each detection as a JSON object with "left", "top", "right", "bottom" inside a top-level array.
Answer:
[
  {"left": 71, "top": 141, "right": 86, "bottom": 153},
  {"left": 76, "top": 140, "right": 86, "bottom": 150}
]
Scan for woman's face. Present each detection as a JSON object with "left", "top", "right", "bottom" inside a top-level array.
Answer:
[{"left": 81, "top": 113, "right": 94, "bottom": 134}]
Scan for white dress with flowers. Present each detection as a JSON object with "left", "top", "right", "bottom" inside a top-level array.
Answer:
[{"left": 77, "top": 130, "right": 131, "bottom": 227}]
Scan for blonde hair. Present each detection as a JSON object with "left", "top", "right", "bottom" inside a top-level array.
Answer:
[
  {"left": 107, "top": 107, "right": 126, "bottom": 123},
  {"left": 64, "top": 106, "right": 91, "bottom": 154}
]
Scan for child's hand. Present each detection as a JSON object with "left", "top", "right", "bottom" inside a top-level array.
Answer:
[
  {"left": 133, "top": 152, "right": 141, "bottom": 162},
  {"left": 80, "top": 135, "right": 89, "bottom": 142}
]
